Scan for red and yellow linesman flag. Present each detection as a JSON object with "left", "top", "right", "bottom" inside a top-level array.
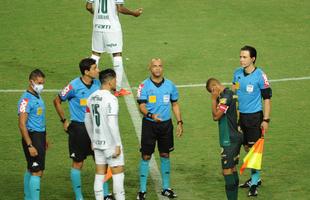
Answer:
[
  {"left": 104, "top": 167, "right": 112, "bottom": 182},
  {"left": 240, "top": 129, "right": 265, "bottom": 175}
]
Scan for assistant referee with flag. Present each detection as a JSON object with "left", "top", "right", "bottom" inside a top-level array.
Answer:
[{"left": 232, "top": 45, "right": 272, "bottom": 197}]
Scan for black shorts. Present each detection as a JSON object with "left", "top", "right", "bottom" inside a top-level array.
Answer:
[
  {"left": 221, "top": 140, "right": 242, "bottom": 169},
  {"left": 140, "top": 118, "right": 174, "bottom": 155},
  {"left": 22, "top": 131, "right": 46, "bottom": 172},
  {"left": 67, "top": 121, "right": 93, "bottom": 162},
  {"left": 239, "top": 111, "right": 263, "bottom": 147}
]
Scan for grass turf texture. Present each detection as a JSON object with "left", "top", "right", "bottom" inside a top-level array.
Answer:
[{"left": 0, "top": 0, "right": 309, "bottom": 199}]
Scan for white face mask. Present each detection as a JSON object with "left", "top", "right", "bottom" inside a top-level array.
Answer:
[{"left": 32, "top": 82, "right": 44, "bottom": 94}]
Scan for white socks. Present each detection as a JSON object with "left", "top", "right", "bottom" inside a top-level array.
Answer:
[
  {"left": 94, "top": 174, "right": 105, "bottom": 200},
  {"left": 113, "top": 173, "right": 125, "bottom": 200},
  {"left": 113, "top": 56, "right": 124, "bottom": 91},
  {"left": 91, "top": 54, "right": 101, "bottom": 66}
]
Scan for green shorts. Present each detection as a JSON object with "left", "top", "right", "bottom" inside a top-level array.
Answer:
[{"left": 220, "top": 141, "right": 242, "bottom": 169}]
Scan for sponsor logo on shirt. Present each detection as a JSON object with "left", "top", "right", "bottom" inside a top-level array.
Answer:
[
  {"left": 137, "top": 84, "right": 144, "bottom": 98},
  {"left": 19, "top": 98, "right": 29, "bottom": 113},
  {"left": 262, "top": 73, "right": 270, "bottom": 88},
  {"left": 246, "top": 84, "right": 254, "bottom": 93},
  {"left": 60, "top": 84, "right": 73, "bottom": 97}
]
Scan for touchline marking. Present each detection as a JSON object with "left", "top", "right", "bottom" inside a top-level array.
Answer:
[
  {"left": 121, "top": 73, "right": 167, "bottom": 200},
  {"left": 1, "top": 76, "right": 310, "bottom": 93}
]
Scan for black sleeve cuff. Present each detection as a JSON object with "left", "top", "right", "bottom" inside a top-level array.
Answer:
[
  {"left": 137, "top": 99, "right": 147, "bottom": 104},
  {"left": 170, "top": 99, "right": 178, "bottom": 103}
]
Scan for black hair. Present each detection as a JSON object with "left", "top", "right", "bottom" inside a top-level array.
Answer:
[
  {"left": 99, "top": 68, "right": 116, "bottom": 84},
  {"left": 241, "top": 45, "right": 257, "bottom": 64},
  {"left": 206, "top": 78, "right": 220, "bottom": 93},
  {"left": 29, "top": 69, "right": 45, "bottom": 80},
  {"left": 79, "top": 58, "right": 96, "bottom": 75}
]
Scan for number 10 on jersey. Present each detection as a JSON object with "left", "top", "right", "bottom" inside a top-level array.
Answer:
[{"left": 98, "top": 0, "right": 108, "bottom": 14}]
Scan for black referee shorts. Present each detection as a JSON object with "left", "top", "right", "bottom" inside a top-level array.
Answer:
[
  {"left": 67, "top": 121, "right": 93, "bottom": 162},
  {"left": 22, "top": 131, "right": 46, "bottom": 172},
  {"left": 239, "top": 111, "right": 263, "bottom": 147},
  {"left": 140, "top": 118, "right": 174, "bottom": 155}
]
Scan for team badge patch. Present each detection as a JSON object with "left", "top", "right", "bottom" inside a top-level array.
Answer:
[
  {"left": 219, "top": 98, "right": 227, "bottom": 105},
  {"left": 37, "top": 107, "right": 43, "bottom": 115},
  {"left": 235, "top": 82, "right": 240, "bottom": 90},
  {"left": 80, "top": 99, "right": 87, "bottom": 106},
  {"left": 19, "top": 98, "right": 29, "bottom": 113},
  {"left": 149, "top": 96, "right": 156, "bottom": 103}
]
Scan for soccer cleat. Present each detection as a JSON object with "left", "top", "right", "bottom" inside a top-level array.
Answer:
[
  {"left": 248, "top": 185, "right": 258, "bottom": 197},
  {"left": 114, "top": 88, "right": 131, "bottom": 97},
  {"left": 104, "top": 193, "right": 115, "bottom": 200},
  {"left": 161, "top": 188, "right": 177, "bottom": 198},
  {"left": 136, "top": 191, "right": 146, "bottom": 200},
  {"left": 239, "top": 178, "right": 262, "bottom": 188}
]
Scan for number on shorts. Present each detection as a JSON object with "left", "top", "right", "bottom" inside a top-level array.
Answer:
[
  {"left": 92, "top": 104, "right": 100, "bottom": 126},
  {"left": 98, "top": 0, "right": 108, "bottom": 14}
]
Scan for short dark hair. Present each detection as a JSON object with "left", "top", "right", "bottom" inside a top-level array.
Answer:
[
  {"left": 241, "top": 45, "right": 257, "bottom": 64},
  {"left": 99, "top": 68, "right": 116, "bottom": 84},
  {"left": 79, "top": 58, "right": 96, "bottom": 75},
  {"left": 29, "top": 69, "right": 45, "bottom": 80},
  {"left": 206, "top": 78, "right": 220, "bottom": 93}
]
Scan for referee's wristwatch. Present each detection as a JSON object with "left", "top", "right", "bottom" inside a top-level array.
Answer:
[
  {"left": 263, "top": 118, "right": 270, "bottom": 123},
  {"left": 27, "top": 144, "right": 34, "bottom": 148},
  {"left": 60, "top": 118, "right": 66, "bottom": 124}
]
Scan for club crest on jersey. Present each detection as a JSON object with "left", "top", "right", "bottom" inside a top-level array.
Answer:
[
  {"left": 60, "top": 84, "right": 73, "bottom": 97},
  {"left": 80, "top": 99, "right": 87, "bottom": 106},
  {"left": 137, "top": 84, "right": 144, "bottom": 98},
  {"left": 149, "top": 96, "right": 156, "bottom": 103},
  {"left": 37, "top": 107, "right": 43, "bottom": 115},
  {"left": 219, "top": 98, "right": 227, "bottom": 105},
  {"left": 19, "top": 98, "right": 29, "bottom": 113},
  {"left": 262, "top": 73, "right": 270, "bottom": 88}
]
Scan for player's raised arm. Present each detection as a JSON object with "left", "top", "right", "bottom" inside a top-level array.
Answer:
[{"left": 116, "top": 4, "right": 143, "bottom": 17}]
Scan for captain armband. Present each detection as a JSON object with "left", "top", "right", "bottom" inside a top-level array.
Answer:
[
  {"left": 218, "top": 104, "right": 229, "bottom": 113},
  {"left": 261, "top": 88, "right": 272, "bottom": 100}
]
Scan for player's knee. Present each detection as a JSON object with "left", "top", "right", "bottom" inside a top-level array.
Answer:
[
  {"left": 243, "top": 145, "right": 250, "bottom": 152},
  {"left": 111, "top": 165, "right": 124, "bottom": 174},
  {"left": 31, "top": 170, "right": 43, "bottom": 177},
  {"left": 142, "top": 154, "right": 151, "bottom": 161},
  {"left": 222, "top": 168, "right": 233, "bottom": 176},
  {"left": 113, "top": 52, "right": 122, "bottom": 57},
  {"left": 159, "top": 153, "right": 169, "bottom": 158},
  {"left": 72, "top": 161, "right": 83, "bottom": 169}
]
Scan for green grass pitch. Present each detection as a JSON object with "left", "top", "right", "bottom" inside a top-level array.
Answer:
[{"left": 0, "top": 0, "right": 310, "bottom": 199}]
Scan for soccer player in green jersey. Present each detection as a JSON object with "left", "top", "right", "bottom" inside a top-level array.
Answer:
[{"left": 206, "top": 78, "right": 243, "bottom": 200}]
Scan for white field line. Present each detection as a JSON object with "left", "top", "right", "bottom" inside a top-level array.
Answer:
[
  {"left": 1, "top": 76, "right": 310, "bottom": 93},
  {"left": 121, "top": 73, "right": 167, "bottom": 200}
]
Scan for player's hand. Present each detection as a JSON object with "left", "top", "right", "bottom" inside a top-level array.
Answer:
[
  {"left": 261, "top": 121, "right": 269, "bottom": 134},
  {"left": 29, "top": 146, "right": 38, "bottom": 157},
  {"left": 152, "top": 114, "right": 162, "bottom": 123},
  {"left": 211, "top": 87, "right": 219, "bottom": 101},
  {"left": 112, "top": 146, "right": 121, "bottom": 158},
  {"left": 133, "top": 8, "right": 143, "bottom": 17},
  {"left": 176, "top": 123, "right": 183, "bottom": 137},
  {"left": 63, "top": 120, "right": 70, "bottom": 133}
]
